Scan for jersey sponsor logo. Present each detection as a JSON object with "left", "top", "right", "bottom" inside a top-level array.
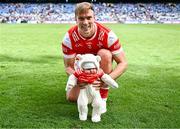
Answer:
[
  {"left": 109, "top": 36, "right": 115, "bottom": 43},
  {"left": 75, "top": 43, "right": 83, "bottom": 48},
  {"left": 108, "top": 31, "right": 118, "bottom": 48},
  {"left": 86, "top": 42, "right": 92, "bottom": 49}
]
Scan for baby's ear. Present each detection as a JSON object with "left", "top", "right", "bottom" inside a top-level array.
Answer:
[
  {"left": 76, "top": 54, "right": 82, "bottom": 60},
  {"left": 96, "top": 55, "right": 101, "bottom": 62}
]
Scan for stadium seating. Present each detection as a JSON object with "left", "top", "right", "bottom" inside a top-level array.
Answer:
[{"left": 0, "top": 3, "right": 179, "bottom": 23}]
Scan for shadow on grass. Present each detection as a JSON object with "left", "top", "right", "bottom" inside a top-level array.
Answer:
[
  {"left": 1, "top": 59, "right": 179, "bottom": 127},
  {"left": 0, "top": 74, "right": 78, "bottom": 126},
  {"left": 0, "top": 54, "right": 64, "bottom": 64}
]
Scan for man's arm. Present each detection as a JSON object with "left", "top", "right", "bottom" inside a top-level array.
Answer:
[
  {"left": 109, "top": 51, "right": 128, "bottom": 80},
  {"left": 63, "top": 57, "right": 75, "bottom": 75},
  {"left": 63, "top": 57, "right": 80, "bottom": 102}
]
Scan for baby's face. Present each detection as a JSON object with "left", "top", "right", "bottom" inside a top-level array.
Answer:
[{"left": 83, "top": 68, "right": 97, "bottom": 74}]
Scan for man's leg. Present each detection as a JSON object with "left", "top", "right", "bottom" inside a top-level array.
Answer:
[
  {"left": 97, "top": 49, "right": 113, "bottom": 113},
  {"left": 66, "top": 86, "right": 80, "bottom": 102}
]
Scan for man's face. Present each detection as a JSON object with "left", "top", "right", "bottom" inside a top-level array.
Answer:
[{"left": 76, "top": 9, "right": 95, "bottom": 38}]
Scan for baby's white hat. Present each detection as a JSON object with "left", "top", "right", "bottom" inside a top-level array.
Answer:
[{"left": 74, "top": 54, "right": 101, "bottom": 70}]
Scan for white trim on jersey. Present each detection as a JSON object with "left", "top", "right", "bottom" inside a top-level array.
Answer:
[
  {"left": 112, "top": 47, "right": 123, "bottom": 55},
  {"left": 63, "top": 53, "right": 76, "bottom": 59},
  {"left": 107, "top": 31, "right": 118, "bottom": 48},
  {"left": 72, "top": 31, "right": 80, "bottom": 42},
  {"left": 62, "top": 32, "right": 72, "bottom": 49}
]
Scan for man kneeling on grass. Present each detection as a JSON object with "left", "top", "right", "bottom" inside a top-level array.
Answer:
[{"left": 61, "top": 2, "right": 128, "bottom": 120}]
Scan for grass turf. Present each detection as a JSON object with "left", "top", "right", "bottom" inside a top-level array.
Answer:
[{"left": 0, "top": 24, "right": 180, "bottom": 128}]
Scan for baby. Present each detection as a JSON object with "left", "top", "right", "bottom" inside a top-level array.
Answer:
[{"left": 66, "top": 54, "right": 118, "bottom": 122}]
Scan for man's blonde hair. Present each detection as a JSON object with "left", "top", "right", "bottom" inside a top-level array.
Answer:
[{"left": 75, "top": 2, "right": 94, "bottom": 18}]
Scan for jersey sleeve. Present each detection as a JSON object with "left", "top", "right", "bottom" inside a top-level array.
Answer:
[
  {"left": 62, "top": 32, "right": 76, "bottom": 59},
  {"left": 107, "top": 31, "right": 123, "bottom": 55}
]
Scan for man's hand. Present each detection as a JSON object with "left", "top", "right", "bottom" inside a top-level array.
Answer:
[
  {"left": 100, "top": 81, "right": 108, "bottom": 88},
  {"left": 92, "top": 79, "right": 108, "bottom": 90},
  {"left": 78, "top": 80, "right": 102, "bottom": 90},
  {"left": 92, "top": 80, "right": 101, "bottom": 90},
  {"left": 77, "top": 68, "right": 108, "bottom": 90}
]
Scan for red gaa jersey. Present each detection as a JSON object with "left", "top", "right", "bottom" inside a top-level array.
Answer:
[{"left": 62, "top": 22, "right": 123, "bottom": 58}]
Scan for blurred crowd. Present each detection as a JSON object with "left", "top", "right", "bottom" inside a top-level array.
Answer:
[{"left": 0, "top": 3, "right": 180, "bottom": 24}]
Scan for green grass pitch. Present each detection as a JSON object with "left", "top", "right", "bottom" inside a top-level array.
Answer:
[{"left": 0, "top": 24, "right": 180, "bottom": 128}]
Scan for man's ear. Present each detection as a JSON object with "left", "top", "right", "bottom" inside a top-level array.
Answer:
[
  {"left": 75, "top": 16, "right": 77, "bottom": 22},
  {"left": 96, "top": 55, "right": 101, "bottom": 62}
]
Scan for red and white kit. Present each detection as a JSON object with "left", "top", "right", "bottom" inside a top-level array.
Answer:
[
  {"left": 62, "top": 22, "right": 123, "bottom": 106},
  {"left": 62, "top": 22, "right": 123, "bottom": 59}
]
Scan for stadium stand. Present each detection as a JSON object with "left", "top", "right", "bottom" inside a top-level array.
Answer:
[{"left": 0, "top": 3, "right": 180, "bottom": 24}]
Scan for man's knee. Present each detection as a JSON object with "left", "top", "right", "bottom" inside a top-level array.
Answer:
[
  {"left": 66, "top": 86, "right": 80, "bottom": 102},
  {"left": 97, "top": 49, "right": 112, "bottom": 63},
  {"left": 66, "top": 93, "right": 77, "bottom": 102},
  {"left": 97, "top": 49, "right": 112, "bottom": 73}
]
